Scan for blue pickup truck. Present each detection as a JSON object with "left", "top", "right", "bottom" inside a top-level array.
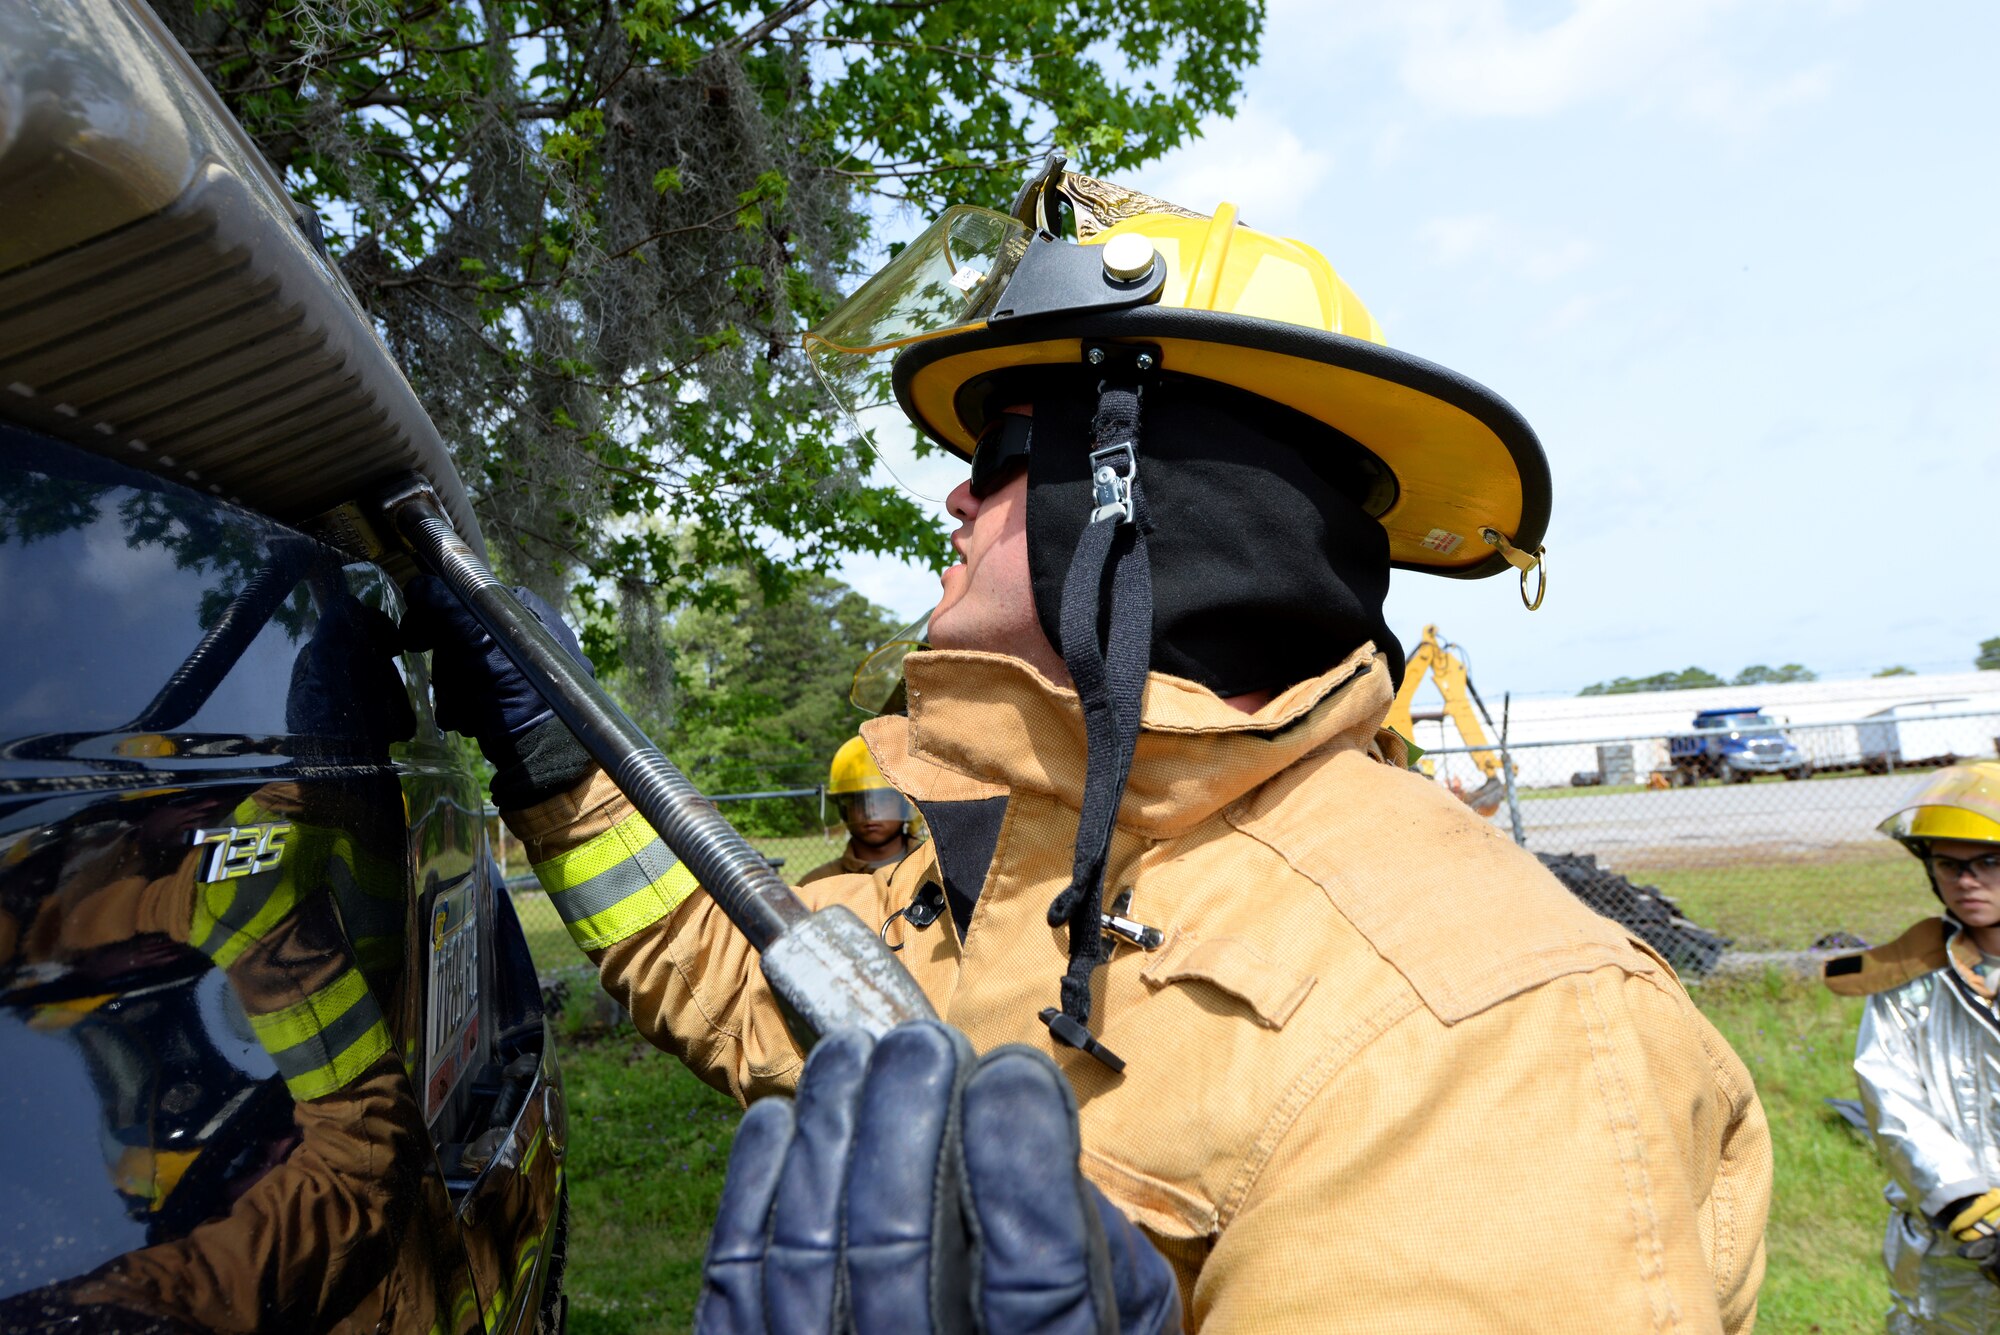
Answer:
[{"left": 1667, "top": 707, "right": 1813, "bottom": 784}]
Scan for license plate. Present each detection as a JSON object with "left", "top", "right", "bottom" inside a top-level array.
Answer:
[{"left": 424, "top": 877, "right": 480, "bottom": 1122}]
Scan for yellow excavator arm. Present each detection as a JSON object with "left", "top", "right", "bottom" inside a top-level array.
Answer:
[{"left": 1387, "top": 625, "right": 1509, "bottom": 815}]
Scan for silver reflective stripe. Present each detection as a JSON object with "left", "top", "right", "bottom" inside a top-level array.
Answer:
[
  {"left": 191, "top": 870, "right": 289, "bottom": 958},
  {"left": 548, "top": 834, "right": 680, "bottom": 926},
  {"left": 265, "top": 988, "right": 385, "bottom": 1084}
]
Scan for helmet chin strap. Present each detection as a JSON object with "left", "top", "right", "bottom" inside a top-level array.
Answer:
[{"left": 1041, "top": 381, "right": 1152, "bottom": 1074}]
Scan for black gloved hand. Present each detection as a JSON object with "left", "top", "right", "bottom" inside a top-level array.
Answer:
[
  {"left": 698, "top": 1023, "right": 1182, "bottom": 1335},
  {"left": 287, "top": 590, "right": 415, "bottom": 751},
  {"left": 401, "top": 575, "right": 596, "bottom": 805}
]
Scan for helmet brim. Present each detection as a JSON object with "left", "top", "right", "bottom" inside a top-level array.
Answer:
[{"left": 891, "top": 307, "right": 1550, "bottom": 579}]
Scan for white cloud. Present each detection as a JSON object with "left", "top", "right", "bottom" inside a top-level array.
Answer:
[
  {"left": 1419, "top": 212, "right": 1598, "bottom": 281},
  {"left": 1282, "top": 0, "right": 1838, "bottom": 129},
  {"left": 1369, "top": 120, "right": 1413, "bottom": 167},
  {"left": 1396, "top": 0, "right": 1733, "bottom": 118},
  {"left": 1142, "top": 101, "right": 1332, "bottom": 235},
  {"left": 1421, "top": 213, "right": 1504, "bottom": 265},
  {"left": 1681, "top": 61, "right": 1837, "bottom": 126},
  {"left": 1537, "top": 287, "right": 1620, "bottom": 334},
  {"left": 1523, "top": 236, "right": 1600, "bottom": 280}
]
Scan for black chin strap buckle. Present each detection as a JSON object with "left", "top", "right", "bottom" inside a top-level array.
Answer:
[
  {"left": 1040, "top": 1008, "right": 1126, "bottom": 1073},
  {"left": 1087, "top": 442, "right": 1137, "bottom": 525}
]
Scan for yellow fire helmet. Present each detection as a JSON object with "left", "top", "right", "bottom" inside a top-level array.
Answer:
[
  {"left": 827, "top": 735, "right": 912, "bottom": 824},
  {"left": 1879, "top": 762, "right": 2000, "bottom": 850},
  {"left": 805, "top": 154, "right": 1550, "bottom": 593}
]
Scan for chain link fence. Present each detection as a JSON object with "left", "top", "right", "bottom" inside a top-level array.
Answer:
[
  {"left": 495, "top": 789, "right": 851, "bottom": 971},
  {"left": 495, "top": 708, "right": 2000, "bottom": 974},
  {"left": 1416, "top": 707, "right": 2000, "bottom": 964}
]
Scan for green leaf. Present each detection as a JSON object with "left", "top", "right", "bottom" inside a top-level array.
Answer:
[{"left": 152, "top": 0, "right": 1263, "bottom": 717}]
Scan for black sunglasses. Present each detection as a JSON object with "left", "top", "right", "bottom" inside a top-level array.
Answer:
[{"left": 969, "top": 413, "right": 1033, "bottom": 499}]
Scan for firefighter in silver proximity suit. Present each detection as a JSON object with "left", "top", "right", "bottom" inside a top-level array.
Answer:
[{"left": 1825, "top": 762, "right": 2000, "bottom": 1333}]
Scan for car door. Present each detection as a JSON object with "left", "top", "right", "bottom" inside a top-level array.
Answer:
[
  {"left": 395, "top": 639, "right": 566, "bottom": 1334},
  {"left": 0, "top": 425, "right": 501, "bottom": 1334}
]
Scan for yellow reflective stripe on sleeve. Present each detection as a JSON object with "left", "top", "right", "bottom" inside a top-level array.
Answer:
[
  {"left": 247, "top": 967, "right": 392, "bottom": 1101},
  {"left": 512, "top": 1239, "right": 543, "bottom": 1294},
  {"left": 533, "top": 808, "right": 656, "bottom": 885},
  {"left": 191, "top": 869, "right": 302, "bottom": 969},
  {"left": 531, "top": 809, "right": 699, "bottom": 951},
  {"left": 247, "top": 967, "right": 370, "bottom": 1053},
  {"left": 558, "top": 862, "right": 698, "bottom": 952},
  {"left": 281, "top": 1016, "right": 392, "bottom": 1103}
]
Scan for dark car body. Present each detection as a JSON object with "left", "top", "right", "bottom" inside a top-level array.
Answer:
[
  {"left": 0, "top": 1, "right": 566, "bottom": 1330},
  {"left": 0, "top": 426, "right": 567, "bottom": 1333}
]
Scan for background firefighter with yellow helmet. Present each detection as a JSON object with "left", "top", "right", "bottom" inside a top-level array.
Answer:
[
  {"left": 1825, "top": 762, "right": 2000, "bottom": 1332},
  {"left": 420, "top": 156, "right": 1771, "bottom": 1331},
  {"left": 799, "top": 735, "right": 917, "bottom": 884}
]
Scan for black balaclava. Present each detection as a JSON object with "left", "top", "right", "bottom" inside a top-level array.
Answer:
[
  {"left": 979, "top": 366, "right": 1403, "bottom": 1070},
  {"left": 1021, "top": 371, "right": 1405, "bottom": 694}
]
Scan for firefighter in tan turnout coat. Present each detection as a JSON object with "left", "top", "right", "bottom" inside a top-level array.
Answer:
[{"left": 427, "top": 165, "right": 1773, "bottom": 1331}]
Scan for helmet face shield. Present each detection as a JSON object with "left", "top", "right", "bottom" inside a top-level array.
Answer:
[
  {"left": 804, "top": 207, "right": 1032, "bottom": 496},
  {"left": 1878, "top": 763, "right": 2000, "bottom": 846},
  {"left": 850, "top": 614, "right": 929, "bottom": 715},
  {"left": 837, "top": 788, "right": 913, "bottom": 825},
  {"left": 806, "top": 164, "right": 1550, "bottom": 584}
]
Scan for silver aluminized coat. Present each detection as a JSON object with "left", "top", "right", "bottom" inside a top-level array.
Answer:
[{"left": 1858, "top": 922, "right": 2000, "bottom": 1333}]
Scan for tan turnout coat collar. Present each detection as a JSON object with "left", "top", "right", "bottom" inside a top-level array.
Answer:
[
  {"left": 870, "top": 642, "right": 1400, "bottom": 842},
  {"left": 1824, "top": 915, "right": 2000, "bottom": 1006},
  {"left": 868, "top": 643, "right": 1647, "bottom": 1029}
]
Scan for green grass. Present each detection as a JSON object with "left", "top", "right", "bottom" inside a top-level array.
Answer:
[
  {"left": 555, "top": 972, "right": 1905, "bottom": 1334},
  {"left": 516, "top": 895, "right": 572, "bottom": 972},
  {"left": 547, "top": 851, "right": 1926, "bottom": 1332},
  {"left": 562, "top": 1032, "right": 740, "bottom": 1335},
  {"left": 1696, "top": 972, "right": 1886, "bottom": 1333},
  {"left": 1633, "top": 853, "right": 1936, "bottom": 952}
]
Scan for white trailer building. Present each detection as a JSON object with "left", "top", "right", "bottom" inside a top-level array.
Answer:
[{"left": 1402, "top": 670, "right": 2000, "bottom": 792}]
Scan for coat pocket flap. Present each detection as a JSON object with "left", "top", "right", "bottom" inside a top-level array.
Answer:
[
  {"left": 1139, "top": 931, "right": 1315, "bottom": 1030},
  {"left": 1080, "top": 1147, "right": 1218, "bottom": 1240}
]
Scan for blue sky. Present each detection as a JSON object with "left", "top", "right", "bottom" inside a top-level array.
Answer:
[{"left": 836, "top": 0, "right": 2000, "bottom": 698}]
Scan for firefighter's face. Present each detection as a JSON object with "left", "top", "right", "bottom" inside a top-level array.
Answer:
[
  {"left": 845, "top": 811, "right": 906, "bottom": 847},
  {"left": 838, "top": 791, "right": 908, "bottom": 850},
  {"left": 930, "top": 410, "right": 1067, "bottom": 686},
  {"left": 1932, "top": 838, "right": 2000, "bottom": 927}
]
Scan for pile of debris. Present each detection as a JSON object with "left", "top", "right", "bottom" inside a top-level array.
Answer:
[{"left": 1537, "top": 852, "right": 1731, "bottom": 978}]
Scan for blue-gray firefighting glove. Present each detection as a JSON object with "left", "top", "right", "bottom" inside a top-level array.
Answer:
[
  {"left": 400, "top": 575, "right": 596, "bottom": 806},
  {"left": 697, "top": 1023, "right": 1182, "bottom": 1335}
]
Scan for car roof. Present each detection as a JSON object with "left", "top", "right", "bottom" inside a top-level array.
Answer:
[{"left": 0, "top": 0, "right": 484, "bottom": 560}]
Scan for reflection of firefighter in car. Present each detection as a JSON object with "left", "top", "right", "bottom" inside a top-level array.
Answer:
[{"left": 0, "top": 781, "right": 457, "bottom": 1335}]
